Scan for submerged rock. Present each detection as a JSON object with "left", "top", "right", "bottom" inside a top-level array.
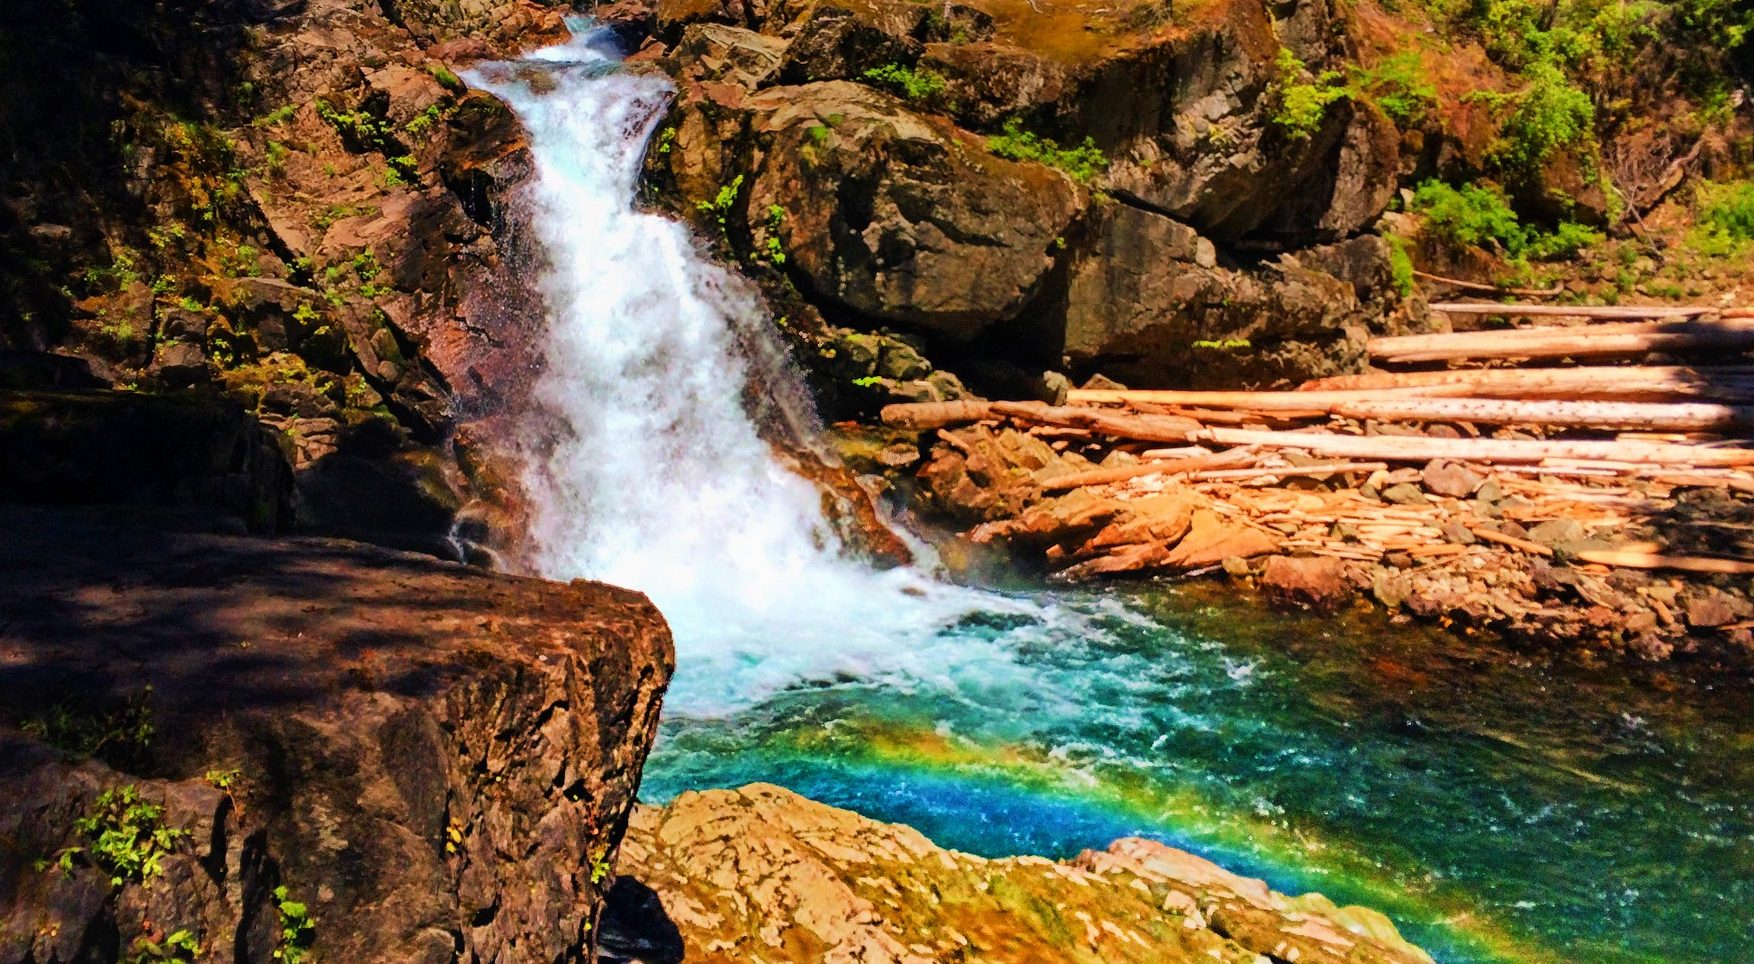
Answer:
[{"left": 609, "top": 783, "right": 1433, "bottom": 964}]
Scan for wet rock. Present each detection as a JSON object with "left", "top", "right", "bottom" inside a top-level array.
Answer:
[
  {"left": 611, "top": 784, "right": 1431, "bottom": 964},
  {"left": 1260, "top": 555, "right": 1351, "bottom": 610}
]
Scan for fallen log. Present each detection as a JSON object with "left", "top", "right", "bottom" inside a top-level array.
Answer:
[
  {"left": 1194, "top": 426, "right": 1754, "bottom": 467},
  {"left": 1080, "top": 390, "right": 1754, "bottom": 431},
  {"left": 1368, "top": 319, "right": 1754, "bottom": 363},
  {"left": 1039, "top": 449, "right": 1255, "bottom": 492},
  {"left": 1428, "top": 302, "right": 1711, "bottom": 320},
  {"left": 1411, "top": 270, "right": 1563, "bottom": 298},
  {"left": 1301, "top": 366, "right": 1754, "bottom": 402},
  {"left": 1572, "top": 549, "right": 1754, "bottom": 575},
  {"left": 1323, "top": 397, "right": 1754, "bottom": 432},
  {"left": 989, "top": 401, "right": 1202, "bottom": 443},
  {"left": 1184, "top": 461, "right": 1388, "bottom": 482},
  {"left": 881, "top": 400, "right": 995, "bottom": 430}
]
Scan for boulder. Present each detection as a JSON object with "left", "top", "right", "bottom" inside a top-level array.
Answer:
[
  {"left": 1261, "top": 554, "right": 1352, "bottom": 610},
  {"left": 739, "top": 81, "right": 1086, "bottom": 341},
  {"left": 607, "top": 783, "right": 1432, "bottom": 963},
  {"left": 0, "top": 505, "right": 674, "bottom": 964}
]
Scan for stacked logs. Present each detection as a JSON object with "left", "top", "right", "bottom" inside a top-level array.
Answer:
[{"left": 885, "top": 302, "right": 1754, "bottom": 579}]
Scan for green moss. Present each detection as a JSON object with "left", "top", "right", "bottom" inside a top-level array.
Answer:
[
  {"left": 987, "top": 118, "right": 1108, "bottom": 183},
  {"left": 429, "top": 62, "right": 465, "bottom": 92}
]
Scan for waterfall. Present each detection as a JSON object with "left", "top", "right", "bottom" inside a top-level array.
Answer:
[{"left": 465, "top": 28, "right": 1043, "bottom": 714}]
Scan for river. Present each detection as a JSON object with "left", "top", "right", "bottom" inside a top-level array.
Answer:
[{"left": 467, "top": 28, "right": 1754, "bottom": 964}]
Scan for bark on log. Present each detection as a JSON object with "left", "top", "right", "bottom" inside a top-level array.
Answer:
[
  {"left": 1428, "top": 302, "right": 1711, "bottom": 319},
  {"left": 1301, "top": 366, "right": 1754, "bottom": 402},
  {"left": 1368, "top": 319, "right": 1754, "bottom": 363},
  {"left": 1195, "top": 427, "right": 1754, "bottom": 467}
]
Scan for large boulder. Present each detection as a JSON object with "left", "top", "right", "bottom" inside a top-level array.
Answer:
[
  {"left": 605, "top": 783, "right": 1433, "bottom": 964},
  {"left": 0, "top": 505, "right": 674, "bottom": 964},
  {"left": 739, "top": 81, "right": 1087, "bottom": 341}
]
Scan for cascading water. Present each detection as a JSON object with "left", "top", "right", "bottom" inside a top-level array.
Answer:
[
  {"left": 465, "top": 31, "right": 1047, "bottom": 716},
  {"left": 466, "top": 28, "right": 1754, "bottom": 964}
]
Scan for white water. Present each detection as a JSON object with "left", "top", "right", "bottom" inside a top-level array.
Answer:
[{"left": 465, "top": 30, "right": 1066, "bottom": 715}]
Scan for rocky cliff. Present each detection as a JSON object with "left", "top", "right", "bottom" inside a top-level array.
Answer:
[
  {"left": 0, "top": 506, "right": 674, "bottom": 963},
  {"left": 604, "top": 783, "right": 1432, "bottom": 964}
]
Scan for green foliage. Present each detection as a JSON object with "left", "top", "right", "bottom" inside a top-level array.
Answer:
[
  {"left": 126, "top": 929, "right": 201, "bottom": 964},
  {"left": 762, "top": 204, "right": 787, "bottom": 265},
  {"left": 1384, "top": 232, "right": 1416, "bottom": 297},
  {"left": 655, "top": 126, "right": 677, "bottom": 155},
  {"left": 404, "top": 104, "right": 445, "bottom": 136},
  {"left": 1493, "top": 61, "right": 1595, "bottom": 174},
  {"left": 861, "top": 63, "right": 950, "bottom": 106},
  {"left": 57, "top": 785, "right": 188, "bottom": 888},
  {"left": 253, "top": 104, "right": 298, "bottom": 128},
  {"left": 850, "top": 375, "right": 885, "bottom": 388},
  {"left": 1690, "top": 179, "right": 1754, "bottom": 254},
  {"left": 1411, "top": 179, "right": 1602, "bottom": 260},
  {"left": 264, "top": 140, "right": 290, "bottom": 177},
  {"left": 23, "top": 688, "right": 155, "bottom": 765},
  {"left": 1271, "top": 48, "right": 1349, "bottom": 140},
  {"left": 987, "top": 118, "right": 1109, "bottom": 183},
  {"left": 694, "top": 174, "right": 744, "bottom": 233},
  {"left": 1350, "top": 51, "right": 1436, "bottom": 125},
  {"left": 274, "top": 885, "right": 316, "bottom": 964}
]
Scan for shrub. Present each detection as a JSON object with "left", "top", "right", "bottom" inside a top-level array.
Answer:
[
  {"left": 56, "top": 785, "right": 188, "bottom": 888},
  {"left": 1384, "top": 232, "right": 1416, "bottom": 297},
  {"left": 1494, "top": 61, "right": 1595, "bottom": 173},
  {"left": 861, "top": 64, "right": 949, "bottom": 106},
  {"left": 1691, "top": 180, "right": 1754, "bottom": 254},
  {"left": 1410, "top": 179, "right": 1601, "bottom": 261},
  {"left": 1271, "top": 48, "right": 1349, "bottom": 140},
  {"left": 987, "top": 118, "right": 1108, "bottom": 183},
  {"left": 1351, "top": 51, "right": 1436, "bottom": 125}
]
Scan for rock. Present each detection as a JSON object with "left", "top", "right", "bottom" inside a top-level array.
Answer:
[
  {"left": 738, "top": 81, "right": 1086, "bottom": 341},
  {"left": 676, "top": 23, "right": 787, "bottom": 87},
  {"left": 1382, "top": 482, "right": 1429, "bottom": 506},
  {"left": 1685, "top": 589, "right": 1749, "bottom": 629},
  {"left": 609, "top": 784, "right": 1431, "bottom": 964},
  {"left": 775, "top": 9, "right": 919, "bottom": 85},
  {"left": 1421, "top": 458, "right": 1484, "bottom": 498},
  {"left": 1050, "top": 203, "right": 1379, "bottom": 388},
  {"left": 1261, "top": 555, "right": 1352, "bottom": 610},
  {"left": 0, "top": 390, "right": 291, "bottom": 532},
  {"left": 1157, "top": 508, "right": 1280, "bottom": 570},
  {"left": 0, "top": 504, "right": 673, "bottom": 964},
  {"left": 1528, "top": 518, "right": 1586, "bottom": 549}
]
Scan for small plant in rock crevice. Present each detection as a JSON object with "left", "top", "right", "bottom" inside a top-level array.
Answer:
[
  {"left": 695, "top": 174, "right": 744, "bottom": 235},
  {"left": 273, "top": 885, "right": 316, "bottom": 963},
  {"left": 861, "top": 63, "right": 950, "bottom": 107},
  {"left": 23, "top": 687, "right": 156, "bottom": 766},
  {"left": 53, "top": 785, "right": 188, "bottom": 888},
  {"left": 125, "top": 929, "right": 201, "bottom": 963},
  {"left": 762, "top": 204, "right": 788, "bottom": 265},
  {"left": 986, "top": 118, "right": 1108, "bottom": 183},
  {"left": 1271, "top": 48, "right": 1350, "bottom": 140}
]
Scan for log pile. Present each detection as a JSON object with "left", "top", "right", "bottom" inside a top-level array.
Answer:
[{"left": 885, "top": 302, "right": 1754, "bottom": 588}]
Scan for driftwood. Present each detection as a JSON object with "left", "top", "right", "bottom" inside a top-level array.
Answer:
[
  {"left": 1040, "top": 449, "right": 1255, "bottom": 492},
  {"left": 1368, "top": 319, "right": 1754, "bottom": 363},
  {"left": 881, "top": 400, "right": 995, "bottom": 429},
  {"left": 989, "top": 402, "right": 1202, "bottom": 443},
  {"left": 1573, "top": 549, "right": 1754, "bottom": 575},
  {"left": 1302, "top": 366, "right": 1754, "bottom": 402},
  {"left": 1318, "top": 397, "right": 1754, "bottom": 432},
  {"left": 1075, "top": 390, "right": 1754, "bottom": 432},
  {"left": 1411, "top": 270, "right": 1562, "bottom": 298},
  {"left": 1428, "top": 302, "right": 1711, "bottom": 320},
  {"left": 1194, "top": 426, "right": 1754, "bottom": 467}
]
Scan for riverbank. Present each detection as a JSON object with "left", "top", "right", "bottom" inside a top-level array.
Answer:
[{"left": 862, "top": 305, "right": 1754, "bottom": 666}]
